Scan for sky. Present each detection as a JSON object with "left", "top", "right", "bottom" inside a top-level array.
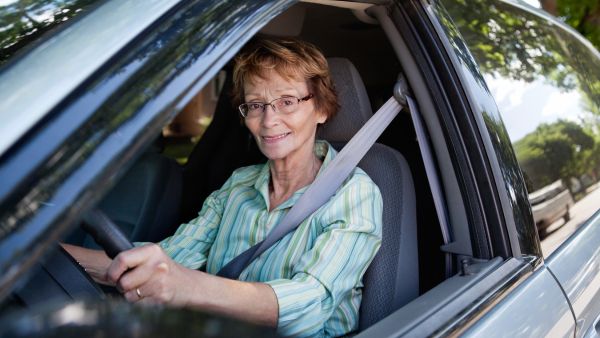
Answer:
[{"left": 485, "top": 75, "right": 586, "bottom": 142}]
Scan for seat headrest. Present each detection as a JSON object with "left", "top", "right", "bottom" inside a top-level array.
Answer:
[{"left": 318, "top": 58, "right": 373, "bottom": 142}]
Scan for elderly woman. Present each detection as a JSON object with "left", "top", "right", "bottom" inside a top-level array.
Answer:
[{"left": 65, "top": 38, "right": 382, "bottom": 338}]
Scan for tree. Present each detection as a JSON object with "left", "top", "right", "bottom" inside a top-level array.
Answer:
[
  {"left": 439, "top": 0, "right": 600, "bottom": 144},
  {"left": 514, "top": 120, "right": 596, "bottom": 190},
  {"left": 540, "top": 0, "right": 600, "bottom": 51},
  {"left": 439, "top": 0, "right": 600, "bottom": 99}
]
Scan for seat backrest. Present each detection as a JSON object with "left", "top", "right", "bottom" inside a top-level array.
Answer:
[
  {"left": 97, "top": 149, "right": 182, "bottom": 243},
  {"left": 322, "top": 58, "right": 419, "bottom": 330},
  {"left": 65, "top": 146, "right": 182, "bottom": 248},
  {"left": 179, "top": 57, "right": 418, "bottom": 329},
  {"left": 179, "top": 68, "right": 264, "bottom": 224}
]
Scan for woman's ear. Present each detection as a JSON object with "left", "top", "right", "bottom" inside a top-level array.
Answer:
[{"left": 317, "top": 111, "right": 327, "bottom": 125}]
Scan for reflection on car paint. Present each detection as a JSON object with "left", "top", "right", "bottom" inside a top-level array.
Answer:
[
  {"left": 431, "top": 0, "right": 541, "bottom": 257},
  {"left": 0, "top": 0, "right": 294, "bottom": 300}
]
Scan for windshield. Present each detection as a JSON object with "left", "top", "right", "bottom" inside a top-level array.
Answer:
[{"left": 0, "top": 0, "right": 104, "bottom": 67}]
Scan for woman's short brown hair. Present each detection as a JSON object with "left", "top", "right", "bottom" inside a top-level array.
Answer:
[{"left": 232, "top": 37, "right": 339, "bottom": 122}]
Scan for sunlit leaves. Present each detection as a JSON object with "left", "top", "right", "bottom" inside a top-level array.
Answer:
[
  {"left": 515, "top": 120, "right": 596, "bottom": 190},
  {"left": 555, "top": 0, "right": 600, "bottom": 50}
]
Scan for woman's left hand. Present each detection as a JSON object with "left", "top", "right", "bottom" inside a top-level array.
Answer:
[{"left": 106, "top": 243, "right": 195, "bottom": 306}]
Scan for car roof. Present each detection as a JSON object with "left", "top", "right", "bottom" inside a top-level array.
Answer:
[{"left": 0, "top": 0, "right": 182, "bottom": 158}]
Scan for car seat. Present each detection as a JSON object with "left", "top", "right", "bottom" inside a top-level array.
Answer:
[
  {"left": 320, "top": 58, "right": 418, "bottom": 330},
  {"left": 98, "top": 147, "right": 182, "bottom": 243},
  {"left": 178, "top": 67, "right": 264, "bottom": 226},
  {"left": 179, "top": 57, "right": 418, "bottom": 330},
  {"left": 67, "top": 143, "right": 182, "bottom": 247}
]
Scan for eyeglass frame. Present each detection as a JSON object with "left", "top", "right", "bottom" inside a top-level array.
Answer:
[{"left": 238, "top": 94, "right": 314, "bottom": 118}]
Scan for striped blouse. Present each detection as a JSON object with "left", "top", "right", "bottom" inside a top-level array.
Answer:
[{"left": 157, "top": 140, "right": 383, "bottom": 337}]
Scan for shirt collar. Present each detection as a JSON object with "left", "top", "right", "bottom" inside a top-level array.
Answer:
[{"left": 254, "top": 140, "right": 337, "bottom": 211}]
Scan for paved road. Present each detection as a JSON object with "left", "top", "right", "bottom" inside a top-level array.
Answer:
[{"left": 541, "top": 183, "right": 600, "bottom": 256}]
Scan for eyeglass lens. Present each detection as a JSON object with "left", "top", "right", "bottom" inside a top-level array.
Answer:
[{"left": 241, "top": 97, "right": 299, "bottom": 117}]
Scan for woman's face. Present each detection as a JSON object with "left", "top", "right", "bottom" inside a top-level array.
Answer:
[{"left": 243, "top": 70, "right": 327, "bottom": 162}]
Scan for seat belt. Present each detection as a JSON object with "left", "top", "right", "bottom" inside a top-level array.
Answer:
[
  {"left": 404, "top": 94, "right": 453, "bottom": 278},
  {"left": 217, "top": 94, "right": 406, "bottom": 279}
]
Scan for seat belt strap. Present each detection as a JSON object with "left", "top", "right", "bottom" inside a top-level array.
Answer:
[
  {"left": 405, "top": 95, "right": 453, "bottom": 277},
  {"left": 217, "top": 96, "right": 404, "bottom": 279}
]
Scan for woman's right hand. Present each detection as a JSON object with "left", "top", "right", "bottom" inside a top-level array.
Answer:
[{"left": 61, "top": 243, "right": 114, "bottom": 285}]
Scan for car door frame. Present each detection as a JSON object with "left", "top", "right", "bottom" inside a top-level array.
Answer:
[
  {"left": 359, "top": 0, "right": 576, "bottom": 336},
  {"left": 0, "top": 0, "right": 295, "bottom": 302}
]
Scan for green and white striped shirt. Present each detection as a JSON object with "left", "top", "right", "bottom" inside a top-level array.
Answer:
[{"left": 158, "top": 140, "right": 383, "bottom": 337}]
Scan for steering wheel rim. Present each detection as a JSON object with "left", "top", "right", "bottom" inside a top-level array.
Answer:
[
  {"left": 13, "top": 208, "right": 135, "bottom": 307},
  {"left": 81, "top": 208, "right": 134, "bottom": 259}
]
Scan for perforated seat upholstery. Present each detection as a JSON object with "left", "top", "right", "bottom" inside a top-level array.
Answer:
[{"left": 322, "top": 58, "right": 419, "bottom": 330}]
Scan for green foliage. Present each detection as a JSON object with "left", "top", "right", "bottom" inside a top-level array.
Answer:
[
  {"left": 440, "top": 0, "right": 600, "bottom": 191},
  {"left": 514, "top": 120, "right": 597, "bottom": 190},
  {"left": 440, "top": 0, "right": 600, "bottom": 107},
  {"left": 556, "top": 0, "right": 600, "bottom": 50}
]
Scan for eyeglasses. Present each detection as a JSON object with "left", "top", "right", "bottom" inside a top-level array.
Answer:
[{"left": 238, "top": 94, "right": 314, "bottom": 118}]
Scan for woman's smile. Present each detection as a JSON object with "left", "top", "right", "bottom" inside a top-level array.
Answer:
[
  {"left": 243, "top": 70, "right": 326, "bottom": 162},
  {"left": 262, "top": 132, "right": 291, "bottom": 144}
]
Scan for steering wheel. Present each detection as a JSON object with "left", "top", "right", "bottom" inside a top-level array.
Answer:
[
  {"left": 2, "top": 211, "right": 283, "bottom": 337},
  {"left": 80, "top": 209, "right": 134, "bottom": 258},
  {"left": 13, "top": 209, "right": 134, "bottom": 307}
]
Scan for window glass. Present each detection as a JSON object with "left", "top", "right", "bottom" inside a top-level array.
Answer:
[
  {"left": 0, "top": 0, "right": 103, "bottom": 66},
  {"left": 439, "top": 0, "right": 600, "bottom": 256}
]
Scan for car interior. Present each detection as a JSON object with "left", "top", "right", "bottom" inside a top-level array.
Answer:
[{"left": 9, "top": 0, "right": 483, "bottom": 334}]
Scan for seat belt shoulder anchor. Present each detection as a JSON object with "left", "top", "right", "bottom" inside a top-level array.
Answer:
[{"left": 393, "top": 72, "right": 410, "bottom": 107}]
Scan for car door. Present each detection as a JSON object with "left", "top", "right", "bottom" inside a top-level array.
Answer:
[
  {"left": 0, "top": 0, "right": 295, "bottom": 301},
  {"left": 357, "top": 0, "right": 597, "bottom": 336},
  {"left": 428, "top": 0, "right": 600, "bottom": 336},
  {"left": 547, "top": 212, "right": 600, "bottom": 337}
]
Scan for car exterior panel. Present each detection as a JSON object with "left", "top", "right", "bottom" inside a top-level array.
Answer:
[
  {"left": 546, "top": 211, "right": 600, "bottom": 337},
  {"left": 0, "top": 0, "right": 294, "bottom": 300},
  {"left": 431, "top": 0, "right": 600, "bottom": 336},
  {"left": 462, "top": 265, "right": 575, "bottom": 337},
  {"left": 0, "top": 0, "right": 181, "bottom": 157}
]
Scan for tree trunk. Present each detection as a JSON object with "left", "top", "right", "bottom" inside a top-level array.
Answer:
[
  {"left": 581, "top": 5, "right": 600, "bottom": 34},
  {"left": 539, "top": 0, "right": 558, "bottom": 16}
]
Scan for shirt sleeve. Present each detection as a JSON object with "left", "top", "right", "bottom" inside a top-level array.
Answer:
[
  {"left": 154, "top": 175, "right": 233, "bottom": 270},
  {"left": 265, "top": 176, "right": 383, "bottom": 337}
]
